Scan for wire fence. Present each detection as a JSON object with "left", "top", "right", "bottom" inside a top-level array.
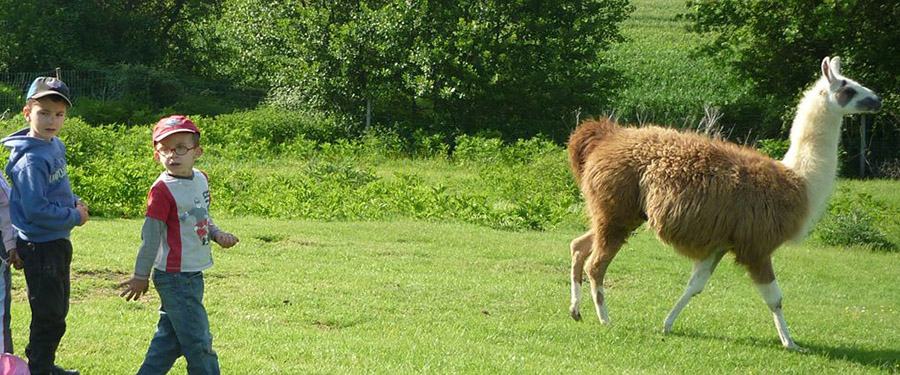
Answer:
[{"left": 1, "top": 69, "right": 267, "bottom": 119}]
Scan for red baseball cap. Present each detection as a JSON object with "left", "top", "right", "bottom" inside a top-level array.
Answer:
[{"left": 152, "top": 115, "right": 200, "bottom": 143}]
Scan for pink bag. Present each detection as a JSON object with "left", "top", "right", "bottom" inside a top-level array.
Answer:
[{"left": 0, "top": 353, "right": 29, "bottom": 375}]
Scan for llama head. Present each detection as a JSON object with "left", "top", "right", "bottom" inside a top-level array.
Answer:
[{"left": 821, "top": 56, "right": 882, "bottom": 115}]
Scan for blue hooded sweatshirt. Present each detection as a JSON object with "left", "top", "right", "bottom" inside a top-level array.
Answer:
[{"left": 1, "top": 128, "right": 81, "bottom": 242}]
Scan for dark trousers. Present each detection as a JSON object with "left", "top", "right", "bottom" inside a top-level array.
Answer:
[
  {"left": 17, "top": 237, "right": 72, "bottom": 374},
  {"left": 2, "top": 262, "right": 11, "bottom": 353}
]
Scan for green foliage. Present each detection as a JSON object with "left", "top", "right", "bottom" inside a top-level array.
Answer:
[
  {"left": 205, "top": 132, "right": 580, "bottom": 231},
  {"left": 199, "top": 106, "right": 350, "bottom": 157},
  {"left": 5, "top": 107, "right": 900, "bottom": 242},
  {"left": 0, "top": 0, "right": 219, "bottom": 71},
  {"left": 683, "top": 0, "right": 900, "bottom": 174},
  {"left": 1, "top": 111, "right": 581, "bottom": 232},
  {"left": 815, "top": 189, "right": 896, "bottom": 251},
  {"left": 206, "top": 0, "right": 634, "bottom": 140},
  {"left": 59, "top": 119, "right": 158, "bottom": 218},
  {"left": 756, "top": 138, "right": 790, "bottom": 160},
  {"left": 69, "top": 97, "right": 158, "bottom": 126},
  {"left": 0, "top": 83, "right": 19, "bottom": 115},
  {"left": 63, "top": 65, "right": 265, "bottom": 126}
]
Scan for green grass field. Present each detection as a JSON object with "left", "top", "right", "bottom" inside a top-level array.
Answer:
[
  {"left": 7, "top": 218, "right": 898, "bottom": 374},
  {"left": 3, "top": 1, "right": 899, "bottom": 374}
]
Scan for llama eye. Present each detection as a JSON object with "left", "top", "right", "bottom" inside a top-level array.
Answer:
[{"left": 841, "top": 79, "right": 847, "bottom": 87}]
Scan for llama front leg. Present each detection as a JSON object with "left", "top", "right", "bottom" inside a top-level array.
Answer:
[
  {"left": 755, "top": 280, "right": 805, "bottom": 351},
  {"left": 570, "top": 230, "right": 593, "bottom": 321},
  {"left": 663, "top": 248, "right": 726, "bottom": 333},
  {"left": 749, "top": 258, "right": 805, "bottom": 351}
]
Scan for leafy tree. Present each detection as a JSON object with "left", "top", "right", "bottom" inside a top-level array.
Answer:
[
  {"left": 0, "top": 0, "right": 219, "bottom": 71},
  {"left": 207, "top": 0, "right": 633, "bottom": 140},
  {"left": 683, "top": 0, "right": 900, "bottom": 175}
]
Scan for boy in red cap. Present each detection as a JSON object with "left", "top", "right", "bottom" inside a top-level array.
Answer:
[
  {"left": 2, "top": 76, "right": 87, "bottom": 375},
  {"left": 118, "top": 115, "right": 238, "bottom": 375}
]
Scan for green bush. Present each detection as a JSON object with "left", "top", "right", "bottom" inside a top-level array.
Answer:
[
  {"left": 69, "top": 97, "right": 158, "bottom": 126},
  {"left": 452, "top": 134, "right": 504, "bottom": 165},
  {"left": 4, "top": 111, "right": 898, "bottom": 239},
  {"left": 757, "top": 138, "right": 790, "bottom": 160},
  {"left": 814, "top": 190, "right": 896, "bottom": 251},
  {"left": 61, "top": 119, "right": 158, "bottom": 217},
  {"left": 1, "top": 113, "right": 583, "bottom": 231},
  {"left": 816, "top": 210, "right": 895, "bottom": 251},
  {"left": 202, "top": 106, "right": 349, "bottom": 153}
]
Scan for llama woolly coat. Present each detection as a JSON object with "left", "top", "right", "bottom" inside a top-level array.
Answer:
[{"left": 568, "top": 118, "right": 809, "bottom": 266}]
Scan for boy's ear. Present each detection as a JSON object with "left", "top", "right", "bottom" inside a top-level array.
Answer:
[
  {"left": 22, "top": 105, "right": 31, "bottom": 120},
  {"left": 154, "top": 151, "right": 161, "bottom": 162},
  {"left": 195, "top": 146, "right": 203, "bottom": 158}
]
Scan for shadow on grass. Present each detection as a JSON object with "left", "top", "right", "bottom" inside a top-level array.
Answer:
[
  {"left": 667, "top": 329, "right": 900, "bottom": 372},
  {"left": 804, "top": 343, "right": 900, "bottom": 373}
]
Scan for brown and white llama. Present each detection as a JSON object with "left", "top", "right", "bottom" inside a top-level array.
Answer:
[{"left": 567, "top": 57, "right": 881, "bottom": 350}]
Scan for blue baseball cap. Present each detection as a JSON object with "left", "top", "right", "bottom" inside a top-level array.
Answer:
[{"left": 26, "top": 77, "right": 73, "bottom": 106}]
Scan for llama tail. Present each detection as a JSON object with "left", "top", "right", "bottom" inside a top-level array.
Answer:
[{"left": 567, "top": 117, "right": 621, "bottom": 184}]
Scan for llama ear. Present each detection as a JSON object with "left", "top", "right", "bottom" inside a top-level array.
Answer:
[
  {"left": 822, "top": 56, "right": 833, "bottom": 83},
  {"left": 830, "top": 56, "right": 842, "bottom": 76}
]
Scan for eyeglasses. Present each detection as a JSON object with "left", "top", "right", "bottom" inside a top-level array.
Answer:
[{"left": 156, "top": 145, "right": 198, "bottom": 156}]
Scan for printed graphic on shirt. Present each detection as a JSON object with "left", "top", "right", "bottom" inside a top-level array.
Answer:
[
  {"left": 183, "top": 197, "right": 211, "bottom": 246},
  {"left": 49, "top": 162, "right": 68, "bottom": 184}
]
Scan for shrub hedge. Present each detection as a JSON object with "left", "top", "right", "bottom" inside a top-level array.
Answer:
[{"left": 0, "top": 108, "right": 894, "bottom": 249}]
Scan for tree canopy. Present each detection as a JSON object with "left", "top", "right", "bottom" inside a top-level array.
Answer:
[
  {"left": 203, "top": 0, "right": 633, "bottom": 139},
  {"left": 683, "top": 0, "right": 900, "bottom": 175},
  {"left": 1, "top": 0, "right": 633, "bottom": 140}
]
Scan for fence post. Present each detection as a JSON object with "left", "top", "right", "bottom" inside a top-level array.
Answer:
[
  {"left": 859, "top": 115, "right": 867, "bottom": 177},
  {"left": 55, "top": 67, "right": 61, "bottom": 79},
  {"left": 365, "top": 97, "right": 371, "bottom": 133}
]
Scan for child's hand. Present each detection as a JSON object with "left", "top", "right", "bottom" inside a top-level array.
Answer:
[
  {"left": 7, "top": 248, "right": 23, "bottom": 270},
  {"left": 214, "top": 232, "right": 239, "bottom": 248},
  {"left": 118, "top": 277, "right": 149, "bottom": 301},
  {"left": 76, "top": 202, "right": 89, "bottom": 226}
]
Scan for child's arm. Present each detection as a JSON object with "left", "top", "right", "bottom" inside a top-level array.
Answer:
[
  {"left": 118, "top": 217, "right": 165, "bottom": 301},
  {"left": 11, "top": 162, "right": 82, "bottom": 229}
]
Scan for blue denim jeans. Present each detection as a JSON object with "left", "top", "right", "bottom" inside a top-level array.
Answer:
[{"left": 137, "top": 271, "right": 219, "bottom": 375}]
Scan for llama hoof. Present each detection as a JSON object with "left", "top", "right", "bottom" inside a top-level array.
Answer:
[
  {"left": 570, "top": 309, "right": 582, "bottom": 321},
  {"left": 785, "top": 343, "right": 808, "bottom": 353}
]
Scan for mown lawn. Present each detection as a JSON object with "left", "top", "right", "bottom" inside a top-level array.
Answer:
[{"left": 7, "top": 218, "right": 898, "bottom": 374}]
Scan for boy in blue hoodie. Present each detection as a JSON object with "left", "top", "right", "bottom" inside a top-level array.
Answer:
[{"left": 1, "top": 77, "right": 88, "bottom": 375}]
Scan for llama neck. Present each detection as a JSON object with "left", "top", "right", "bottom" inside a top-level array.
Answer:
[{"left": 781, "top": 78, "right": 843, "bottom": 238}]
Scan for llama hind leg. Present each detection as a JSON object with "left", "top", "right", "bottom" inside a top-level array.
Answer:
[
  {"left": 570, "top": 230, "right": 593, "bottom": 321},
  {"left": 585, "top": 227, "right": 628, "bottom": 325},
  {"left": 748, "top": 258, "right": 806, "bottom": 351},
  {"left": 663, "top": 248, "right": 727, "bottom": 333}
]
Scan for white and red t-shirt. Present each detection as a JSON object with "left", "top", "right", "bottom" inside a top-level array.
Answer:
[{"left": 133, "top": 169, "right": 220, "bottom": 279}]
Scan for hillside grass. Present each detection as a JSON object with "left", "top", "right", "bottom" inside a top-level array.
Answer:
[
  {"left": 603, "top": 0, "right": 753, "bottom": 132},
  {"left": 6, "top": 219, "right": 898, "bottom": 374}
]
